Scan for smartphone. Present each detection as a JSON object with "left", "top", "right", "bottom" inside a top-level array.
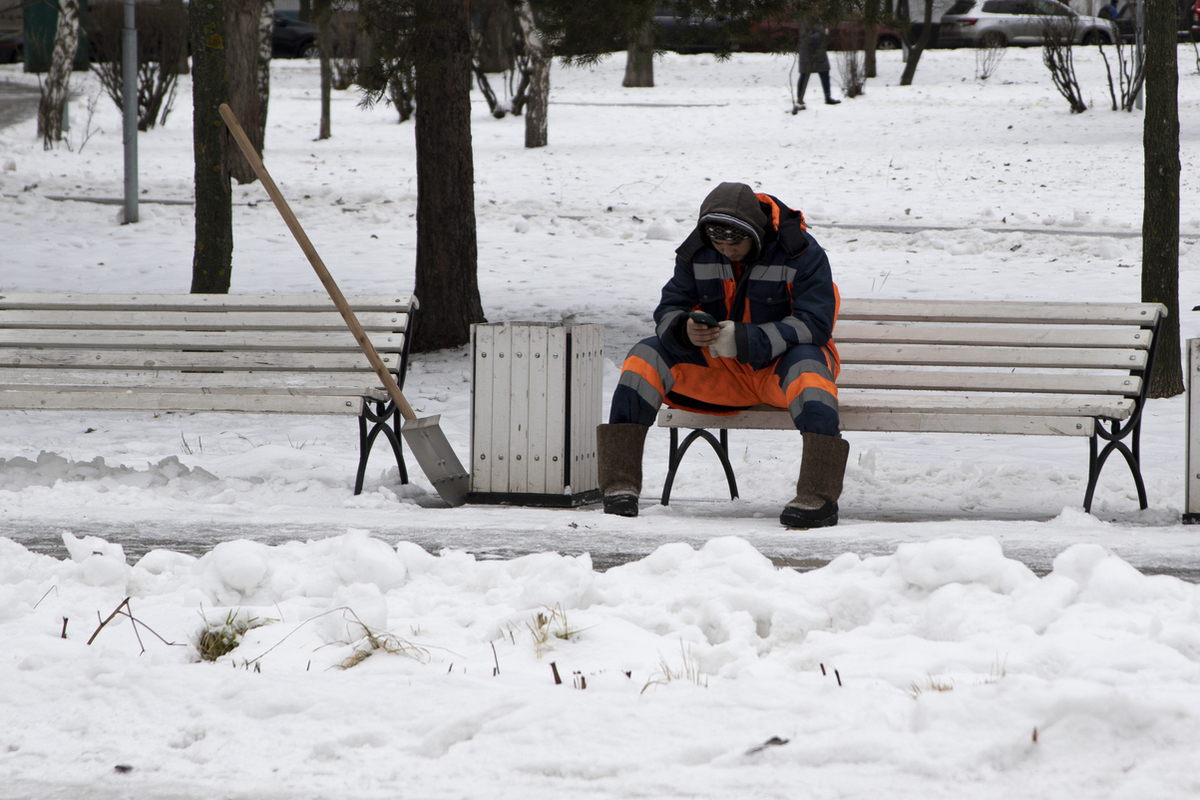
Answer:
[{"left": 689, "top": 311, "right": 720, "bottom": 328}]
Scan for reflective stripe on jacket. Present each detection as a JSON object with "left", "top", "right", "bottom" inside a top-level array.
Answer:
[{"left": 653, "top": 192, "right": 840, "bottom": 373}]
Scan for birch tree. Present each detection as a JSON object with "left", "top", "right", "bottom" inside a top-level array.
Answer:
[
  {"left": 259, "top": 0, "right": 274, "bottom": 129},
  {"left": 899, "top": 0, "right": 933, "bottom": 85},
  {"left": 37, "top": 0, "right": 81, "bottom": 149},
  {"left": 516, "top": 1, "right": 550, "bottom": 147}
]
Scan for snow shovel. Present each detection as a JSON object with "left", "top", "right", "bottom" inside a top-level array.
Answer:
[{"left": 218, "top": 103, "right": 469, "bottom": 506}]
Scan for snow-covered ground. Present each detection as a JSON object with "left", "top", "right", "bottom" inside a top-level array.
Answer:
[{"left": 1, "top": 44, "right": 1199, "bottom": 798}]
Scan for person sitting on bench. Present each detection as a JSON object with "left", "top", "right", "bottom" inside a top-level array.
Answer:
[{"left": 597, "top": 181, "right": 849, "bottom": 528}]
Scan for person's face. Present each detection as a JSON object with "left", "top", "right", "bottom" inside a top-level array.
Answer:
[{"left": 712, "top": 237, "right": 753, "bottom": 262}]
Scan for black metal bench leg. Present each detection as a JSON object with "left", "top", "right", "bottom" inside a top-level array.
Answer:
[
  {"left": 354, "top": 401, "right": 408, "bottom": 495},
  {"left": 1084, "top": 433, "right": 1100, "bottom": 513},
  {"left": 1084, "top": 420, "right": 1149, "bottom": 513},
  {"left": 661, "top": 428, "right": 738, "bottom": 505},
  {"left": 393, "top": 405, "right": 409, "bottom": 485}
]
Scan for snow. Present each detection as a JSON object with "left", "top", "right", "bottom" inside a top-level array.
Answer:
[{"left": 2, "top": 44, "right": 1200, "bottom": 798}]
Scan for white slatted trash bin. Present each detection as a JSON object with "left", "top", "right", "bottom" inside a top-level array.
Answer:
[
  {"left": 468, "top": 322, "right": 603, "bottom": 506},
  {"left": 1187, "top": 338, "right": 1200, "bottom": 525}
]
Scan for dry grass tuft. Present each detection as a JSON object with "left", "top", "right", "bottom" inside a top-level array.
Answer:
[
  {"left": 907, "top": 674, "right": 955, "bottom": 698},
  {"left": 641, "top": 642, "right": 707, "bottom": 693},
  {"left": 195, "top": 610, "right": 267, "bottom": 662},
  {"left": 337, "top": 612, "right": 428, "bottom": 670},
  {"left": 527, "top": 604, "right": 586, "bottom": 658}
]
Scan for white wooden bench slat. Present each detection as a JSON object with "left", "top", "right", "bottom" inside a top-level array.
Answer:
[
  {"left": 839, "top": 343, "right": 1147, "bottom": 370},
  {"left": 0, "top": 349, "right": 398, "bottom": 371},
  {"left": 0, "top": 330, "right": 407, "bottom": 352},
  {"left": 834, "top": 321, "right": 1151, "bottom": 349},
  {"left": 0, "top": 381, "right": 390, "bottom": 402},
  {"left": 838, "top": 299, "right": 1168, "bottom": 325},
  {"left": 837, "top": 412, "right": 1096, "bottom": 436},
  {"left": 837, "top": 392, "right": 1132, "bottom": 417},
  {"left": 0, "top": 293, "right": 415, "bottom": 312},
  {"left": 0, "top": 310, "right": 410, "bottom": 331},
  {"left": 659, "top": 407, "right": 1096, "bottom": 436},
  {"left": 838, "top": 368, "right": 1140, "bottom": 395},
  {"left": 0, "top": 390, "right": 367, "bottom": 415},
  {"left": 0, "top": 369, "right": 392, "bottom": 392},
  {"left": 662, "top": 394, "right": 1130, "bottom": 421}
]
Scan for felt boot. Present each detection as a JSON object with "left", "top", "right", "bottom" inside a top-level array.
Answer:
[
  {"left": 597, "top": 423, "right": 648, "bottom": 517},
  {"left": 780, "top": 432, "right": 849, "bottom": 529}
]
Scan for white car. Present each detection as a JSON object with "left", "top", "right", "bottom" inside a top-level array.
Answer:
[{"left": 939, "top": 0, "right": 1118, "bottom": 47}]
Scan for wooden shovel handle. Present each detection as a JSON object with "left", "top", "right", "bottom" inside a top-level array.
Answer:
[{"left": 218, "top": 103, "right": 417, "bottom": 421}]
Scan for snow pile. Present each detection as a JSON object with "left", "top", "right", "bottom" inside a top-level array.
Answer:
[
  {"left": 3, "top": 533, "right": 1200, "bottom": 797},
  {"left": 0, "top": 452, "right": 218, "bottom": 492}
]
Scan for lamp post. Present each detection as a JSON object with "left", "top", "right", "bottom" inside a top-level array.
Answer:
[{"left": 122, "top": 0, "right": 138, "bottom": 223}]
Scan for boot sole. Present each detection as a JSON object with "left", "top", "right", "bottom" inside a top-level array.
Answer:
[
  {"left": 780, "top": 502, "right": 838, "bottom": 529},
  {"left": 603, "top": 494, "right": 639, "bottom": 518}
]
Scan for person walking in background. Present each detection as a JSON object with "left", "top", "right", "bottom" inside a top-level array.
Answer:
[{"left": 797, "top": 22, "right": 841, "bottom": 110}]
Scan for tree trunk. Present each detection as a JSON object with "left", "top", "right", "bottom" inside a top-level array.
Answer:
[
  {"left": 863, "top": 0, "right": 880, "bottom": 78},
  {"left": 224, "top": 0, "right": 265, "bottom": 184},
  {"left": 190, "top": 0, "right": 234, "bottom": 294},
  {"left": 899, "top": 0, "right": 933, "bottom": 85},
  {"left": 1142, "top": 0, "right": 1184, "bottom": 397},
  {"left": 622, "top": 21, "right": 654, "bottom": 87},
  {"left": 411, "top": 0, "right": 483, "bottom": 351},
  {"left": 37, "top": 0, "right": 80, "bottom": 149},
  {"left": 516, "top": 1, "right": 548, "bottom": 148},
  {"left": 259, "top": 0, "right": 274, "bottom": 134},
  {"left": 318, "top": 2, "right": 332, "bottom": 139}
]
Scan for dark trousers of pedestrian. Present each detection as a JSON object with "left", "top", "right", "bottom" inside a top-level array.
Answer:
[{"left": 798, "top": 71, "right": 836, "bottom": 105}]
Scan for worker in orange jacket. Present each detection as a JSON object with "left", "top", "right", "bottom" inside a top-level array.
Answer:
[{"left": 598, "top": 182, "right": 848, "bottom": 527}]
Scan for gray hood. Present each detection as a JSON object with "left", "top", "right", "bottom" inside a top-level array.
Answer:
[{"left": 697, "top": 182, "right": 770, "bottom": 261}]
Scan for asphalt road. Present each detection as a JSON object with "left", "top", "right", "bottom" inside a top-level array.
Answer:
[{"left": 6, "top": 516, "right": 1200, "bottom": 583}]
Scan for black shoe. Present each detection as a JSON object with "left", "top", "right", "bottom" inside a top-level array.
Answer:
[
  {"left": 780, "top": 501, "right": 838, "bottom": 529},
  {"left": 603, "top": 493, "right": 639, "bottom": 517},
  {"left": 825, "top": 97, "right": 841, "bottom": 105}
]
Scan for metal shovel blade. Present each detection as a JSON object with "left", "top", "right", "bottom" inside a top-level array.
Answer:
[{"left": 401, "top": 415, "right": 470, "bottom": 507}]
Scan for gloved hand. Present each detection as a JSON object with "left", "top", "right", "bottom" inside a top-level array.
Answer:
[{"left": 708, "top": 320, "right": 737, "bottom": 360}]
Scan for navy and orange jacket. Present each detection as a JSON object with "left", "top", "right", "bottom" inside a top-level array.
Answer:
[{"left": 654, "top": 192, "right": 839, "bottom": 372}]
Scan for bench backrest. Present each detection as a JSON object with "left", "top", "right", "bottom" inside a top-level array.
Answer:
[
  {"left": 835, "top": 299, "right": 1168, "bottom": 400},
  {"left": 0, "top": 293, "right": 415, "bottom": 377}
]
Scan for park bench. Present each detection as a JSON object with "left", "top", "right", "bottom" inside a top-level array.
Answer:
[
  {"left": 0, "top": 292, "right": 416, "bottom": 495},
  {"left": 657, "top": 299, "right": 1169, "bottom": 514}
]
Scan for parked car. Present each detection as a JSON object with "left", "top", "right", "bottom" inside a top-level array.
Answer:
[
  {"left": 0, "top": 29, "right": 21, "bottom": 64},
  {"left": 652, "top": 8, "right": 751, "bottom": 53},
  {"left": 272, "top": 11, "right": 319, "bottom": 59},
  {"left": 1191, "top": 0, "right": 1200, "bottom": 41},
  {"left": 748, "top": 16, "right": 905, "bottom": 51},
  {"left": 938, "top": 0, "right": 1117, "bottom": 47}
]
